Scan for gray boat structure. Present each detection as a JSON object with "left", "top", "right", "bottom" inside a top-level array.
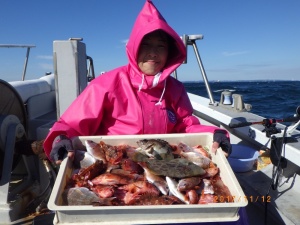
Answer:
[{"left": 0, "top": 35, "right": 299, "bottom": 225}]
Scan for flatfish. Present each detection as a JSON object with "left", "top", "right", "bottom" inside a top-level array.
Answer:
[{"left": 139, "top": 158, "right": 206, "bottom": 178}]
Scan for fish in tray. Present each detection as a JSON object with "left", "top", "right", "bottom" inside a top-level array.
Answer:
[
  {"left": 175, "top": 142, "right": 212, "bottom": 169},
  {"left": 62, "top": 138, "right": 233, "bottom": 206},
  {"left": 136, "top": 157, "right": 206, "bottom": 178},
  {"left": 166, "top": 176, "right": 190, "bottom": 204},
  {"left": 177, "top": 176, "right": 202, "bottom": 192},
  {"left": 85, "top": 140, "right": 107, "bottom": 163},
  {"left": 180, "top": 151, "right": 211, "bottom": 169},
  {"left": 128, "top": 193, "right": 182, "bottom": 205},
  {"left": 136, "top": 139, "right": 174, "bottom": 160},
  {"left": 63, "top": 187, "right": 115, "bottom": 206},
  {"left": 85, "top": 140, "right": 128, "bottom": 165},
  {"left": 141, "top": 162, "right": 169, "bottom": 195},
  {"left": 177, "top": 142, "right": 211, "bottom": 158}
]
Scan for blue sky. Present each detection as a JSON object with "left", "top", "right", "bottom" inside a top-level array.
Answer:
[{"left": 1, "top": 0, "right": 299, "bottom": 82}]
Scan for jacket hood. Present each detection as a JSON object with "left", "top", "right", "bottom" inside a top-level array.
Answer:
[{"left": 126, "top": 0, "right": 186, "bottom": 90}]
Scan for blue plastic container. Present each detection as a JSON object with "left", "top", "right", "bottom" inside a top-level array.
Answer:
[{"left": 228, "top": 144, "right": 259, "bottom": 172}]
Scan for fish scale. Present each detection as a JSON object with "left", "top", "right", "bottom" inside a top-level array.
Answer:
[{"left": 143, "top": 158, "right": 206, "bottom": 178}]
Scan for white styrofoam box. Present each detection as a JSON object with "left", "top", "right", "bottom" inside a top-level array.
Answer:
[{"left": 48, "top": 133, "right": 247, "bottom": 225}]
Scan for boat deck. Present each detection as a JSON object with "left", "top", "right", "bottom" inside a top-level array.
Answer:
[
  {"left": 188, "top": 93, "right": 300, "bottom": 225},
  {"left": 236, "top": 164, "right": 300, "bottom": 225}
]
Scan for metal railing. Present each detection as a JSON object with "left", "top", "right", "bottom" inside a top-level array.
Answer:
[
  {"left": 0, "top": 44, "right": 36, "bottom": 81},
  {"left": 176, "top": 34, "right": 215, "bottom": 105}
]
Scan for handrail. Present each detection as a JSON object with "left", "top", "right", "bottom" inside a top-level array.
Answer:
[
  {"left": 0, "top": 44, "right": 36, "bottom": 48},
  {"left": 0, "top": 44, "right": 36, "bottom": 81},
  {"left": 179, "top": 35, "right": 215, "bottom": 105},
  {"left": 190, "top": 38, "right": 215, "bottom": 105},
  {"left": 87, "top": 56, "right": 95, "bottom": 82},
  {"left": 186, "top": 35, "right": 215, "bottom": 105}
]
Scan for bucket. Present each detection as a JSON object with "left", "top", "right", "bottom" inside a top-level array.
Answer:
[{"left": 228, "top": 144, "right": 259, "bottom": 172}]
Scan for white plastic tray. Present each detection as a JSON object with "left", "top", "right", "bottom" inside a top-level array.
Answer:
[{"left": 48, "top": 133, "right": 247, "bottom": 224}]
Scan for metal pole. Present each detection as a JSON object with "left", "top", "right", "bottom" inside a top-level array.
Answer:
[
  {"left": 87, "top": 56, "right": 95, "bottom": 81},
  {"left": 22, "top": 47, "right": 31, "bottom": 81},
  {"left": 191, "top": 41, "right": 215, "bottom": 105}
]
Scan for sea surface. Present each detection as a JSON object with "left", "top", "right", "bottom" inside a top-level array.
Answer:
[{"left": 184, "top": 80, "right": 300, "bottom": 121}]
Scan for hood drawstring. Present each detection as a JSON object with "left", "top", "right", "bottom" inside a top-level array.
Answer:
[
  {"left": 155, "top": 79, "right": 166, "bottom": 106},
  {"left": 138, "top": 74, "right": 145, "bottom": 91},
  {"left": 152, "top": 72, "right": 161, "bottom": 88},
  {"left": 138, "top": 72, "right": 166, "bottom": 106}
]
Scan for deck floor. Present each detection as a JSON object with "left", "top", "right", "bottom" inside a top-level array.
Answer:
[{"left": 235, "top": 164, "right": 299, "bottom": 225}]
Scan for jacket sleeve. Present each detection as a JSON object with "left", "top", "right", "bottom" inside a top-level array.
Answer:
[{"left": 43, "top": 80, "right": 106, "bottom": 159}]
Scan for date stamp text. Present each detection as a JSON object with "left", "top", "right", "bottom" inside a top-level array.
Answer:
[{"left": 214, "top": 195, "right": 271, "bottom": 203}]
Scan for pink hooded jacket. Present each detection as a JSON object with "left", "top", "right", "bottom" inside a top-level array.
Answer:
[{"left": 43, "top": 0, "right": 219, "bottom": 159}]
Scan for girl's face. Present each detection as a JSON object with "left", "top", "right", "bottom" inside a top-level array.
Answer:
[{"left": 137, "top": 31, "right": 169, "bottom": 76}]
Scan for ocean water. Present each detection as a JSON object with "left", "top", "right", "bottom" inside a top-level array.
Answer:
[{"left": 184, "top": 80, "right": 300, "bottom": 120}]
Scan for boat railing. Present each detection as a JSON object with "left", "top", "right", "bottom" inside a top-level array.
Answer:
[
  {"left": 178, "top": 35, "right": 251, "bottom": 112},
  {"left": 87, "top": 55, "right": 95, "bottom": 82},
  {"left": 0, "top": 44, "right": 36, "bottom": 81}
]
